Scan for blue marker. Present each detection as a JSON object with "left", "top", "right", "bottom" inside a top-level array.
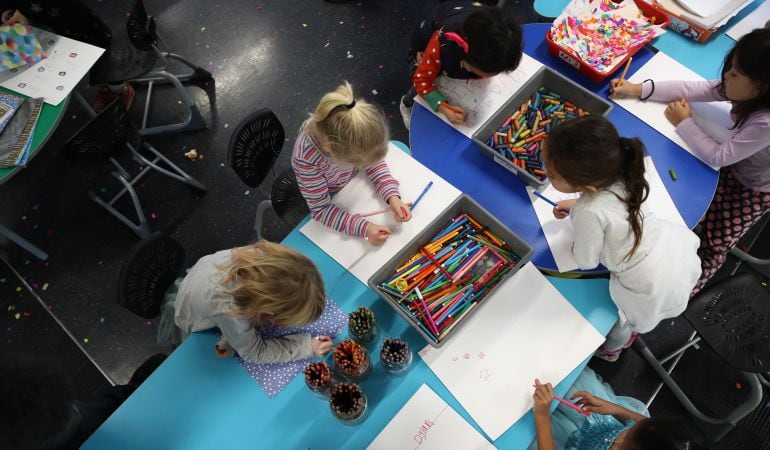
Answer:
[
  {"left": 532, "top": 190, "right": 557, "bottom": 207},
  {"left": 410, "top": 181, "right": 434, "bottom": 211}
]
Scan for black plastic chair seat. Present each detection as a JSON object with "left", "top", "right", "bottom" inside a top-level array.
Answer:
[
  {"left": 118, "top": 233, "right": 185, "bottom": 319},
  {"left": 228, "top": 109, "right": 285, "bottom": 188},
  {"left": 272, "top": 170, "right": 310, "bottom": 228},
  {"left": 89, "top": 37, "right": 158, "bottom": 85},
  {"left": 63, "top": 99, "right": 140, "bottom": 165},
  {"left": 684, "top": 272, "right": 770, "bottom": 373}
]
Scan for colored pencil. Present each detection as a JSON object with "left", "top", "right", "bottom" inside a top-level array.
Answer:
[
  {"left": 410, "top": 181, "right": 434, "bottom": 211},
  {"left": 532, "top": 190, "right": 558, "bottom": 207},
  {"left": 612, "top": 57, "right": 633, "bottom": 99},
  {"left": 365, "top": 230, "right": 389, "bottom": 241},
  {"left": 361, "top": 202, "right": 412, "bottom": 217}
]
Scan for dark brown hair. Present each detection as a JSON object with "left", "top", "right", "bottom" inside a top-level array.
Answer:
[
  {"left": 625, "top": 417, "right": 710, "bottom": 450},
  {"left": 718, "top": 27, "right": 770, "bottom": 129},
  {"left": 547, "top": 116, "right": 649, "bottom": 260}
]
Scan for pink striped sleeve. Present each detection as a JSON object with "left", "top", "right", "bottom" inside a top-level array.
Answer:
[{"left": 364, "top": 160, "right": 400, "bottom": 203}]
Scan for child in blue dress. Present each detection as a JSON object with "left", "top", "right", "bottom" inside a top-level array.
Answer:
[{"left": 530, "top": 367, "right": 708, "bottom": 449}]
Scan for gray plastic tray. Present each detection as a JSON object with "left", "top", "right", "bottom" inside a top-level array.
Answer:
[
  {"left": 367, "top": 194, "right": 533, "bottom": 347},
  {"left": 471, "top": 66, "right": 614, "bottom": 187}
]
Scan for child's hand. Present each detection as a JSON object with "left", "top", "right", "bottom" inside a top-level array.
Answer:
[
  {"left": 438, "top": 103, "right": 466, "bottom": 125},
  {"left": 665, "top": 99, "right": 692, "bottom": 126},
  {"left": 365, "top": 224, "right": 392, "bottom": 246},
  {"left": 609, "top": 79, "right": 642, "bottom": 98},
  {"left": 387, "top": 196, "right": 412, "bottom": 222},
  {"left": 553, "top": 199, "right": 576, "bottom": 219},
  {"left": 312, "top": 336, "right": 334, "bottom": 357},
  {"left": 570, "top": 390, "right": 618, "bottom": 415},
  {"left": 532, "top": 378, "right": 554, "bottom": 418},
  {"left": 215, "top": 343, "right": 233, "bottom": 359}
]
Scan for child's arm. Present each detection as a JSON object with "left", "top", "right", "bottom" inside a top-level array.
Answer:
[
  {"left": 412, "top": 31, "right": 466, "bottom": 125},
  {"left": 671, "top": 111, "right": 770, "bottom": 167},
  {"left": 213, "top": 314, "right": 316, "bottom": 364},
  {"left": 641, "top": 80, "right": 724, "bottom": 103},
  {"left": 533, "top": 380, "right": 558, "bottom": 450},
  {"left": 292, "top": 156, "right": 371, "bottom": 238},
  {"left": 362, "top": 161, "right": 411, "bottom": 222},
  {"left": 571, "top": 390, "right": 647, "bottom": 424},
  {"left": 570, "top": 208, "right": 604, "bottom": 270}
]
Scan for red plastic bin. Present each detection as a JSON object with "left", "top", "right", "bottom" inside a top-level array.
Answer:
[{"left": 545, "top": 0, "right": 670, "bottom": 83}]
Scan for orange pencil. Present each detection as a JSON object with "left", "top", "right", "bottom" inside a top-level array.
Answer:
[
  {"left": 612, "top": 57, "right": 633, "bottom": 99},
  {"left": 440, "top": 102, "right": 464, "bottom": 114}
]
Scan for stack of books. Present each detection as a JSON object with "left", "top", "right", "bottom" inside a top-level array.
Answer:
[{"left": 0, "top": 91, "right": 43, "bottom": 168}]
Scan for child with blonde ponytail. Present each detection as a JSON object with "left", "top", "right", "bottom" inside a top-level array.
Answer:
[
  {"left": 292, "top": 81, "right": 411, "bottom": 246},
  {"left": 158, "top": 241, "right": 333, "bottom": 364}
]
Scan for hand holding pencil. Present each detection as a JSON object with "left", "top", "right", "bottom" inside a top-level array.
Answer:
[
  {"left": 609, "top": 57, "right": 640, "bottom": 99},
  {"left": 438, "top": 101, "right": 467, "bottom": 125}
]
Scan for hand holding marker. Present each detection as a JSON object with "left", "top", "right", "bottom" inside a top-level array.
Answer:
[{"left": 364, "top": 181, "right": 433, "bottom": 241}]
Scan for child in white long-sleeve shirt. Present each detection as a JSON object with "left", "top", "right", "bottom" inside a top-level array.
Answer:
[{"left": 546, "top": 116, "right": 701, "bottom": 362}]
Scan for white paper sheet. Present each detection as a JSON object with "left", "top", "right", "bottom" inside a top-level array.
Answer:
[
  {"left": 657, "top": 0, "right": 753, "bottom": 28},
  {"left": 299, "top": 143, "right": 461, "bottom": 285},
  {"left": 529, "top": 156, "right": 684, "bottom": 272},
  {"left": 414, "top": 53, "right": 544, "bottom": 138},
  {"left": 367, "top": 384, "right": 495, "bottom": 450},
  {"left": 419, "top": 263, "right": 606, "bottom": 440},
  {"left": 0, "top": 28, "right": 104, "bottom": 106},
  {"left": 727, "top": 1, "right": 770, "bottom": 40},
  {"left": 612, "top": 52, "right": 729, "bottom": 170},
  {"left": 676, "top": 0, "right": 725, "bottom": 18},
  {"left": 528, "top": 186, "right": 581, "bottom": 273}
]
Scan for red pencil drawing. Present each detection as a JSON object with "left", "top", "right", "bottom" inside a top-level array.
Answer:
[
  {"left": 452, "top": 356, "right": 458, "bottom": 362},
  {"left": 478, "top": 352, "right": 485, "bottom": 359},
  {"left": 463, "top": 352, "right": 471, "bottom": 360},
  {"left": 479, "top": 369, "right": 492, "bottom": 381},
  {"left": 413, "top": 405, "right": 449, "bottom": 449}
]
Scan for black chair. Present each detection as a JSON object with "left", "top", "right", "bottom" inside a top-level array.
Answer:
[
  {"left": 85, "top": 0, "right": 210, "bottom": 137},
  {"left": 228, "top": 109, "right": 290, "bottom": 241},
  {"left": 118, "top": 232, "right": 185, "bottom": 319},
  {"left": 269, "top": 169, "right": 310, "bottom": 237},
  {"left": 64, "top": 99, "right": 206, "bottom": 238},
  {"left": 634, "top": 272, "right": 770, "bottom": 442}
]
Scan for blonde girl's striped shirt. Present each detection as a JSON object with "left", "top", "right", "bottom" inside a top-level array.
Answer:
[{"left": 291, "top": 131, "right": 401, "bottom": 237}]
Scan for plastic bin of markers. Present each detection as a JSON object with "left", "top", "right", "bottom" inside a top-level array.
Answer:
[
  {"left": 545, "top": 0, "right": 669, "bottom": 84},
  {"left": 471, "top": 66, "right": 613, "bottom": 188},
  {"left": 367, "top": 194, "right": 533, "bottom": 347}
]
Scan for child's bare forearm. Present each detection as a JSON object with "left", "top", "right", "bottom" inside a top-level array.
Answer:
[{"left": 534, "top": 415, "right": 557, "bottom": 450}]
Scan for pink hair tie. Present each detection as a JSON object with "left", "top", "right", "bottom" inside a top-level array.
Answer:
[{"left": 444, "top": 32, "right": 469, "bottom": 53}]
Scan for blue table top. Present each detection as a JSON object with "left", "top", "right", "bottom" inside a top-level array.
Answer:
[
  {"left": 409, "top": 23, "right": 719, "bottom": 272},
  {"left": 84, "top": 226, "right": 618, "bottom": 450}
]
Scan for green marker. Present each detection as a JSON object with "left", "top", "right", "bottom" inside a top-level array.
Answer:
[{"left": 669, "top": 168, "right": 678, "bottom": 181}]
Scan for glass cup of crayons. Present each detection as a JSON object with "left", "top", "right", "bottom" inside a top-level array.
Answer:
[
  {"left": 348, "top": 306, "right": 379, "bottom": 350},
  {"left": 303, "top": 361, "right": 333, "bottom": 398},
  {"left": 328, "top": 382, "right": 368, "bottom": 425},
  {"left": 333, "top": 339, "right": 372, "bottom": 382},
  {"left": 380, "top": 337, "right": 412, "bottom": 375}
]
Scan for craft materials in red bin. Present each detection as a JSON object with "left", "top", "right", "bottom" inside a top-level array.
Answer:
[
  {"left": 487, "top": 86, "right": 588, "bottom": 183},
  {"left": 377, "top": 212, "right": 521, "bottom": 343},
  {"left": 547, "top": 0, "right": 668, "bottom": 83}
]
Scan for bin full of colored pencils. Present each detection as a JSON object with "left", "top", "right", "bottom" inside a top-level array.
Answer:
[
  {"left": 368, "top": 194, "right": 533, "bottom": 347},
  {"left": 472, "top": 66, "right": 613, "bottom": 187}
]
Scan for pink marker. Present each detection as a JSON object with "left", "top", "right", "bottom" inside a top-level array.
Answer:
[
  {"left": 533, "top": 383, "right": 590, "bottom": 417},
  {"left": 365, "top": 230, "right": 390, "bottom": 241}
]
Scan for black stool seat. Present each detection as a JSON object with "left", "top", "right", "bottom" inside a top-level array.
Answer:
[
  {"left": 118, "top": 233, "right": 185, "bottom": 319},
  {"left": 90, "top": 38, "right": 158, "bottom": 85},
  {"left": 228, "top": 109, "right": 285, "bottom": 188},
  {"left": 272, "top": 170, "right": 310, "bottom": 229},
  {"left": 685, "top": 272, "right": 770, "bottom": 373}
]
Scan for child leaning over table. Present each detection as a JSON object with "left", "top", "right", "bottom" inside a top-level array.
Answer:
[
  {"left": 399, "top": 0, "right": 523, "bottom": 129},
  {"left": 530, "top": 367, "right": 709, "bottom": 450},
  {"left": 157, "top": 241, "right": 334, "bottom": 363},
  {"left": 292, "top": 81, "right": 412, "bottom": 246},
  {"left": 611, "top": 26, "right": 770, "bottom": 295},
  {"left": 545, "top": 116, "right": 701, "bottom": 362}
]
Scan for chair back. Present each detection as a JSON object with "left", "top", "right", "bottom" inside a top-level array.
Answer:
[
  {"left": 118, "top": 232, "right": 185, "bottom": 319},
  {"left": 271, "top": 170, "right": 310, "bottom": 228},
  {"left": 126, "top": 0, "right": 158, "bottom": 51},
  {"left": 228, "top": 109, "right": 285, "bottom": 188},
  {"left": 64, "top": 99, "right": 138, "bottom": 162},
  {"left": 685, "top": 272, "right": 770, "bottom": 373}
]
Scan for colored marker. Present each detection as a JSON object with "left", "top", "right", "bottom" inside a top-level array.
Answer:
[
  {"left": 440, "top": 102, "right": 464, "bottom": 114},
  {"left": 365, "top": 230, "right": 389, "bottom": 241},
  {"left": 669, "top": 168, "right": 678, "bottom": 181},
  {"left": 612, "top": 56, "right": 632, "bottom": 99},
  {"left": 415, "top": 287, "right": 439, "bottom": 336},
  {"left": 533, "top": 383, "right": 591, "bottom": 416},
  {"left": 361, "top": 202, "right": 413, "bottom": 217},
  {"left": 532, "top": 190, "right": 558, "bottom": 207},
  {"left": 410, "top": 181, "right": 434, "bottom": 211}
]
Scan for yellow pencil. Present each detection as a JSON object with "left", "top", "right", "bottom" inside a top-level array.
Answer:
[{"left": 612, "top": 57, "right": 633, "bottom": 99}]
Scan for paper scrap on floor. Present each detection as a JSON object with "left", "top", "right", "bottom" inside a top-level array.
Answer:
[
  {"left": 419, "top": 263, "right": 605, "bottom": 441},
  {"left": 529, "top": 156, "right": 685, "bottom": 273},
  {"left": 414, "top": 53, "right": 544, "bottom": 138},
  {"left": 300, "top": 143, "right": 461, "bottom": 285},
  {"left": 727, "top": 1, "right": 770, "bottom": 41},
  {"left": 367, "top": 384, "right": 495, "bottom": 450},
  {"left": 612, "top": 51, "right": 732, "bottom": 171},
  {"left": 0, "top": 27, "right": 104, "bottom": 106}
]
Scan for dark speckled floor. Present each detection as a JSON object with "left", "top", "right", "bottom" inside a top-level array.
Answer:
[{"left": 1, "top": 1, "right": 769, "bottom": 447}]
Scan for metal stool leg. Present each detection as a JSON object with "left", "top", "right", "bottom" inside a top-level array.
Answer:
[
  {"left": 136, "top": 70, "right": 206, "bottom": 137},
  {"left": 0, "top": 224, "right": 48, "bottom": 260}
]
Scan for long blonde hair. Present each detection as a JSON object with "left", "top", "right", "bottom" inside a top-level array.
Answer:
[
  {"left": 302, "top": 81, "right": 389, "bottom": 168},
  {"left": 217, "top": 241, "right": 325, "bottom": 327}
]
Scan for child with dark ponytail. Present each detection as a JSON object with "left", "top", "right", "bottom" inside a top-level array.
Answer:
[{"left": 545, "top": 116, "right": 701, "bottom": 362}]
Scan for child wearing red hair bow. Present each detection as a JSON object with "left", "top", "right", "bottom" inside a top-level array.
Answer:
[{"left": 400, "top": 1, "right": 523, "bottom": 129}]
